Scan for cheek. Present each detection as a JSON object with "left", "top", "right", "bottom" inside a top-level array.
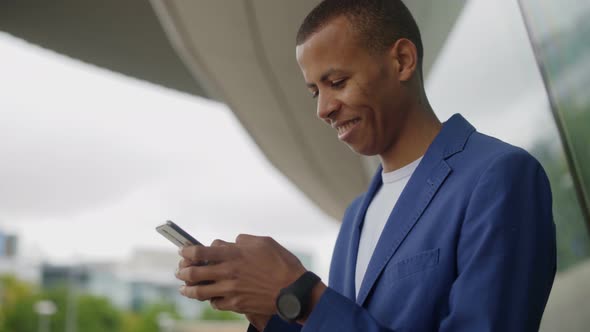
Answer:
[
  {"left": 362, "top": 100, "right": 398, "bottom": 152},
  {"left": 339, "top": 88, "right": 364, "bottom": 108},
  {"left": 341, "top": 76, "right": 375, "bottom": 106}
]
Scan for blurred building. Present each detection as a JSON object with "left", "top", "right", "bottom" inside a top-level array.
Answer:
[
  {"left": 39, "top": 247, "right": 314, "bottom": 320},
  {"left": 0, "top": 231, "right": 40, "bottom": 284},
  {"left": 0, "top": 231, "right": 17, "bottom": 258},
  {"left": 40, "top": 248, "right": 203, "bottom": 319},
  {"left": 0, "top": 230, "right": 18, "bottom": 276}
]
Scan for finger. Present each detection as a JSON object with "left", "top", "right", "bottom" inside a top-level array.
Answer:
[
  {"left": 176, "top": 259, "right": 199, "bottom": 286},
  {"left": 178, "top": 257, "right": 208, "bottom": 269},
  {"left": 180, "top": 279, "right": 234, "bottom": 302},
  {"left": 180, "top": 244, "right": 236, "bottom": 263},
  {"left": 209, "top": 295, "right": 247, "bottom": 314},
  {"left": 209, "top": 296, "right": 232, "bottom": 311},
  {"left": 178, "top": 258, "right": 192, "bottom": 269},
  {"left": 210, "top": 297, "right": 223, "bottom": 310},
  {"left": 211, "top": 239, "right": 231, "bottom": 247},
  {"left": 235, "top": 233, "right": 259, "bottom": 244},
  {"left": 176, "top": 263, "right": 232, "bottom": 283}
]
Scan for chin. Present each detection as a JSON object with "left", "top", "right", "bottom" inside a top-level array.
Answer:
[{"left": 347, "top": 143, "right": 378, "bottom": 156}]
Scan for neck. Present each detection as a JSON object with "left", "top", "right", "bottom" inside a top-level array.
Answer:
[{"left": 379, "top": 101, "right": 441, "bottom": 173}]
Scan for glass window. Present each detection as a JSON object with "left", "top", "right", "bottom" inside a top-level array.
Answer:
[
  {"left": 517, "top": 1, "right": 590, "bottom": 331},
  {"left": 518, "top": 0, "right": 590, "bottom": 230},
  {"left": 518, "top": 0, "right": 590, "bottom": 270}
]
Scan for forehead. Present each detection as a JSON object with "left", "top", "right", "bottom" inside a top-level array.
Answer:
[{"left": 296, "top": 16, "right": 368, "bottom": 78}]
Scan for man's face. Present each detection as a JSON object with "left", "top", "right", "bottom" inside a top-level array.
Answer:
[{"left": 296, "top": 16, "right": 411, "bottom": 156}]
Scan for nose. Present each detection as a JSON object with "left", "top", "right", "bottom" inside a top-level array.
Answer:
[{"left": 316, "top": 91, "right": 341, "bottom": 123}]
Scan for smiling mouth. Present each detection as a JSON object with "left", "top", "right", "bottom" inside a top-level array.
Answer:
[{"left": 336, "top": 118, "right": 361, "bottom": 137}]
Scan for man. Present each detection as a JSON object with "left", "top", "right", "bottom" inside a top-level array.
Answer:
[{"left": 176, "top": 0, "right": 556, "bottom": 331}]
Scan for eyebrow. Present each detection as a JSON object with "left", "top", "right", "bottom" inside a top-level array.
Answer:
[{"left": 306, "top": 68, "right": 346, "bottom": 88}]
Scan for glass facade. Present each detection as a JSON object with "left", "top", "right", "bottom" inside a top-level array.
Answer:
[
  {"left": 517, "top": 1, "right": 590, "bottom": 331},
  {"left": 519, "top": 0, "right": 590, "bottom": 232},
  {"left": 518, "top": 0, "right": 590, "bottom": 269}
]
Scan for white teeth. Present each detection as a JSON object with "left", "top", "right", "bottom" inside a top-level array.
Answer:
[{"left": 337, "top": 119, "right": 359, "bottom": 135}]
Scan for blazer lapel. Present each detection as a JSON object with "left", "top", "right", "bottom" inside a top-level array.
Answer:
[
  {"left": 341, "top": 166, "right": 383, "bottom": 300},
  {"left": 356, "top": 159, "right": 451, "bottom": 305},
  {"left": 356, "top": 113, "right": 475, "bottom": 306}
]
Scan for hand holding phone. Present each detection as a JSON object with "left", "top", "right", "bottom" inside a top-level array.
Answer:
[{"left": 156, "top": 220, "right": 211, "bottom": 284}]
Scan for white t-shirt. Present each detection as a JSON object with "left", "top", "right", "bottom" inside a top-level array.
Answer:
[{"left": 355, "top": 156, "right": 423, "bottom": 298}]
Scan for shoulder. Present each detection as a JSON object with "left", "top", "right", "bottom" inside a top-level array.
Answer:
[
  {"left": 451, "top": 131, "right": 545, "bottom": 180},
  {"left": 457, "top": 132, "right": 552, "bottom": 213}
]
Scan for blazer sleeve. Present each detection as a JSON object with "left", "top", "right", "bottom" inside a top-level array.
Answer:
[
  {"left": 248, "top": 315, "right": 302, "bottom": 332},
  {"left": 302, "top": 287, "right": 400, "bottom": 332},
  {"left": 438, "top": 150, "right": 556, "bottom": 331}
]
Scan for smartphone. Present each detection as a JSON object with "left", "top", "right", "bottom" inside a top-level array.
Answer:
[{"left": 156, "top": 220, "right": 202, "bottom": 248}]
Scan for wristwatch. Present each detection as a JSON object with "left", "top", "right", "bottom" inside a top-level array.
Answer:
[{"left": 276, "top": 271, "right": 321, "bottom": 323}]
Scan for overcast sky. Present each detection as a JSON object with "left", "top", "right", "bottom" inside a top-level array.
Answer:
[
  {"left": 0, "top": 32, "right": 340, "bottom": 277},
  {"left": 0, "top": 0, "right": 560, "bottom": 280}
]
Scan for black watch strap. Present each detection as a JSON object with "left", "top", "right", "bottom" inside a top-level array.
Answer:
[{"left": 276, "top": 271, "right": 321, "bottom": 322}]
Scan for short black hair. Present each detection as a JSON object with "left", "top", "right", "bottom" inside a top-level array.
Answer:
[{"left": 296, "top": 0, "right": 424, "bottom": 70}]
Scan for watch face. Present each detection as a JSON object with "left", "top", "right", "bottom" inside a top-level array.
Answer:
[{"left": 278, "top": 293, "right": 301, "bottom": 319}]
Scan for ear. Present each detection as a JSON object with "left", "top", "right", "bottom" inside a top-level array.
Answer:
[{"left": 390, "top": 38, "right": 418, "bottom": 82}]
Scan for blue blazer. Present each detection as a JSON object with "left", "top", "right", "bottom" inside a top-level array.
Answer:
[{"left": 258, "top": 114, "right": 556, "bottom": 332}]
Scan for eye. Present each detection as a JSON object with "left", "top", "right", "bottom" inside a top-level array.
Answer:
[
  {"left": 331, "top": 78, "right": 347, "bottom": 88},
  {"left": 309, "top": 89, "right": 319, "bottom": 99}
]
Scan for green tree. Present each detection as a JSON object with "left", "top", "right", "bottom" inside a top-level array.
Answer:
[
  {"left": 126, "top": 302, "right": 180, "bottom": 332},
  {"left": 77, "top": 294, "right": 123, "bottom": 332},
  {"left": 0, "top": 275, "right": 124, "bottom": 332},
  {"left": 0, "top": 275, "right": 38, "bottom": 332}
]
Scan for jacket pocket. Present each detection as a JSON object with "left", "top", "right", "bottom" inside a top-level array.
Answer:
[{"left": 385, "top": 248, "right": 440, "bottom": 282}]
